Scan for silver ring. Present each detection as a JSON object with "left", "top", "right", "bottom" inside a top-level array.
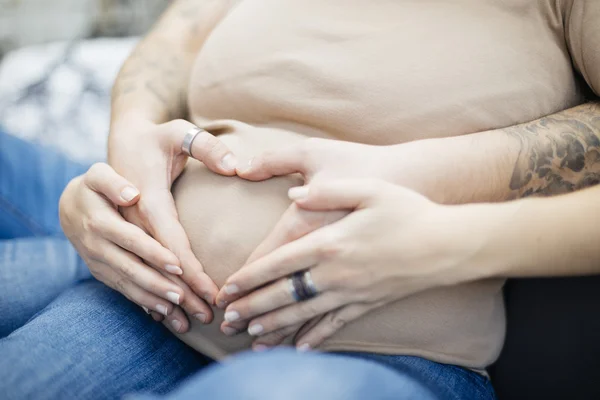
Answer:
[
  {"left": 287, "top": 270, "right": 318, "bottom": 302},
  {"left": 181, "top": 126, "right": 204, "bottom": 157},
  {"left": 302, "top": 270, "right": 319, "bottom": 298}
]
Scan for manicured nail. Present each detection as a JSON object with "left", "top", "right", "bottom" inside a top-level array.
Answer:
[
  {"left": 194, "top": 313, "right": 207, "bottom": 323},
  {"left": 165, "top": 264, "right": 183, "bottom": 275},
  {"left": 170, "top": 319, "right": 183, "bottom": 332},
  {"left": 238, "top": 157, "right": 253, "bottom": 173},
  {"left": 166, "top": 291, "right": 180, "bottom": 305},
  {"left": 224, "top": 284, "right": 239, "bottom": 295},
  {"left": 221, "top": 153, "right": 237, "bottom": 171},
  {"left": 253, "top": 344, "right": 269, "bottom": 352},
  {"left": 248, "top": 324, "right": 264, "bottom": 336},
  {"left": 222, "top": 326, "right": 237, "bottom": 336},
  {"left": 288, "top": 186, "right": 309, "bottom": 200},
  {"left": 120, "top": 186, "right": 139, "bottom": 202},
  {"left": 224, "top": 311, "right": 240, "bottom": 322},
  {"left": 217, "top": 300, "right": 228, "bottom": 309},
  {"left": 156, "top": 304, "right": 169, "bottom": 316},
  {"left": 297, "top": 343, "right": 311, "bottom": 352},
  {"left": 142, "top": 306, "right": 150, "bottom": 314}
]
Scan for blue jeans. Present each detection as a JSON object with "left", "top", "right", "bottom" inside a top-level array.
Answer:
[{"left": 0, "top": 130, "right": 496, "bottom": 399}]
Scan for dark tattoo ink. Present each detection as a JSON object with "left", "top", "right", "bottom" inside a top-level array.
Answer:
[{"left": 507, "top": 103, "right": 600, "bottom": 197}]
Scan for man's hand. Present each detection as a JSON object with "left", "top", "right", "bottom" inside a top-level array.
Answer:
[{"left": 109, "top": 116, "right": 239, "bottom": 326}]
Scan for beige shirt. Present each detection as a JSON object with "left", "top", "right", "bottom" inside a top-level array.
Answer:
[{"left": 172, "top": 0, "right": 600, "bottom": 370}]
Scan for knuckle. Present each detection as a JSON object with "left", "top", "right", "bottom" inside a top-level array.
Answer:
[
  {"left": 317, "top": 234, "right": 344, "bottom": 259},
  {"left": 85, "top": 212, "right": 106, "bottom": 234},
  {"left": 120, "top": 261, "right": 138, "bottom": 281},
  {"left": 114, "top": 277, "right": 129, "bottom": 294},
  {"left": 86, "top": 163, "right": 109, "bottom": 182},
  {"left": 326, "top": 312, "right": 347, "bottom": 330},
  {"left": 299, "top": 301, "right": 321, "bottom": 318}
]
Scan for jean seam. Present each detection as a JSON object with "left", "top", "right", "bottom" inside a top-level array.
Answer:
[{"left": 0, "top": 192, "right": 48, "bottom": 236}]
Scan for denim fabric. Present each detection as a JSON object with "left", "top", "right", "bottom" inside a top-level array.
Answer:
[
  {"left": 133, "top": 349, "right": 496, "bottom": 400},
  {"left": 0, "top": 129, "right": 496, "bottom": 400},
  {"left": 0, "top": 130, "right": 88, "bottom": 239},
  {"left": 0, "top": 130, "right": 92, "bottom": 337}
]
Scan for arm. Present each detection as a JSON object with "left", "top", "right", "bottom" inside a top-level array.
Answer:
[
  {"left": 109, "top": 0, "right": 236, "bottom": 128},
  {"left": 68, "top": 0, "right": 241, "bottom": 329},
  {"left": 382, "top": 101, "right": 600, "bottom": 204},
  {"left": 387, "top": 0, "right": 600, "bottom": 204},
  {"left": 468, "top": 183, "right": 600, "bottom": 279}
]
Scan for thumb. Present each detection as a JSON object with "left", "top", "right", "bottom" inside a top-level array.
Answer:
[
  {"left": 83, "top": 163, "right": 140, "bottom": 207},
  {"left": 289, "top": 179, "right": 391, "bottom": 211}
]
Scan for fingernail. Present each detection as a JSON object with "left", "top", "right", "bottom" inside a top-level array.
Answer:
[
  {"left": 217, "top": 300, "right": 228, "bottom": 309},
  {"left": 288, "top": 186, "right": 309, "bottom": 200},
  {"left": 170, "top": 319, "right": 183, "bottom": 332},
  {"left": 142, "top": 306, "right": 150, "bottom": 314},
  {"left": 297, "top": 343, "right": 311, "bottom": 352},
  {"left": 248, "top": 324, "right": 264, "bottom": 336},
  {"left": 222, "top": 326, "right": 237, "bottom": 336},
  {"left": 221, "top": 153, "right": 237, "bottom": 171},
  {"left": 224, "top": 284, "right": 239, "bottom": 295},
  {"left": 238, "top": 157, "right": 253, "bottom": 173},
  {"left": 165, "top": 264, "right": 183, "bottom": 275},
  {"left": 166, "top": 291, "right": 180, "bottom": 305},
  {"left": 193, "top": 313, "right": 207, "bottom": 323},
  {"left": 224, "top": 311, "right": 240, "bottom": 322},
  {"left": 156, "top": 304, "right": 169, "bottom": 316},
  {"left": 120, "top": 186, "right": 139, "bottom": 202},
  {"left": 253, "top": 344, "right": 269, "bottom": 352}
]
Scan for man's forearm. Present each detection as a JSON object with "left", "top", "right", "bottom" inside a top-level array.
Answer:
[
  {"left": 389, "top": 102, "right": 600, "bottom": 204},
  {"left": 110, "top": 0, "right": 235, "bottom": 129}
]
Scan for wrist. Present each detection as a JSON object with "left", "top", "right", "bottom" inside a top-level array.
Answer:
[{"left": 456, "top": 200, "right": 525, "bottom": 281}]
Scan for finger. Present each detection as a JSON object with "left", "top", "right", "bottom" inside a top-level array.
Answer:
[
  {"left": 163, "top": 306, "right": 191, "bottom": 334},
  {"left": 247, "top": 204, "right": 346, "bottom": 265},
  {"left": 224, "top": 272, "right": 323, "bottom": 324},
  {"left": 166, "top": 119, "right": 238, "bottom": 175},
  {"left": 245, "top": 292, "right": 342, "bottom": 337},
  {"left": 100, "top": 210, "right": 182, "bottom": 275},
  {"left": 161, "top": 273, "right": 214, "bottom": 324},
  {"left": 141, "top": 191, "right": 219, "bottom": 304},
  {"left": 150, "top": 311, "right": 164, "bottom": 322},
  {"left": 84, "top": 162, "right": 140, "bottom": 206},
  {"left": 288, "top": 179, "right": 391, "bottom": 210},
  {"left": 100, "top": 239, "right": 186, "bottom": 307},
  {"left": 220, "top": 278, "right": 295, "bottom": 334},
  {"left": 97, "top": 260, "right": 175, "bottom": 317},
  {"left": 220, "top": 224, "right": 343, "bottom": 301},
  {"left": 252, "top": 324, "right": 301, "bottom": 351},
  {"left": 294, "top": 303, "right": 377, "bottom": 349},
  {"left": 236, "top": 144, "right": 309, "bottom": 181}
]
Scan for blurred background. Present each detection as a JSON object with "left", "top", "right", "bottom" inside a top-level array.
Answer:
[{"left": 0, "top": 0, "right": 167, "bottom": 162}]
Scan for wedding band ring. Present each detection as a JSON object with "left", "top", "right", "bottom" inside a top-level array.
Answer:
[
  {"left": 181, "top": 126, "right": 204, "bottom": 157},
  {"left": 302, "top": 270, "right": 319, "bottom": 298},
  {"left": 288, "top": 270, "right": 319, "bottom": 302}
]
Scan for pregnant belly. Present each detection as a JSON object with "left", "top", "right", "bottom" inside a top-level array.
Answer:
[{"left": 170, "top": 121, "right": 506, "bottom": 370}]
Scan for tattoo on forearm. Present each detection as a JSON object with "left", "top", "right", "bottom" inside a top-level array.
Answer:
[{"left": 507, "top": 102, "right": 600, "bottom": 197}]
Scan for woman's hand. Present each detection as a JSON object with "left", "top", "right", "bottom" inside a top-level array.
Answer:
[
  {"left": 59, "top": 163, "right": 212, "bottom": 332},
  {"left": 108, "top": 117, "right": 239, "bottom": 322},
  {"left": 216, "top": 180, "right": 487, "bottom": 349}
]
